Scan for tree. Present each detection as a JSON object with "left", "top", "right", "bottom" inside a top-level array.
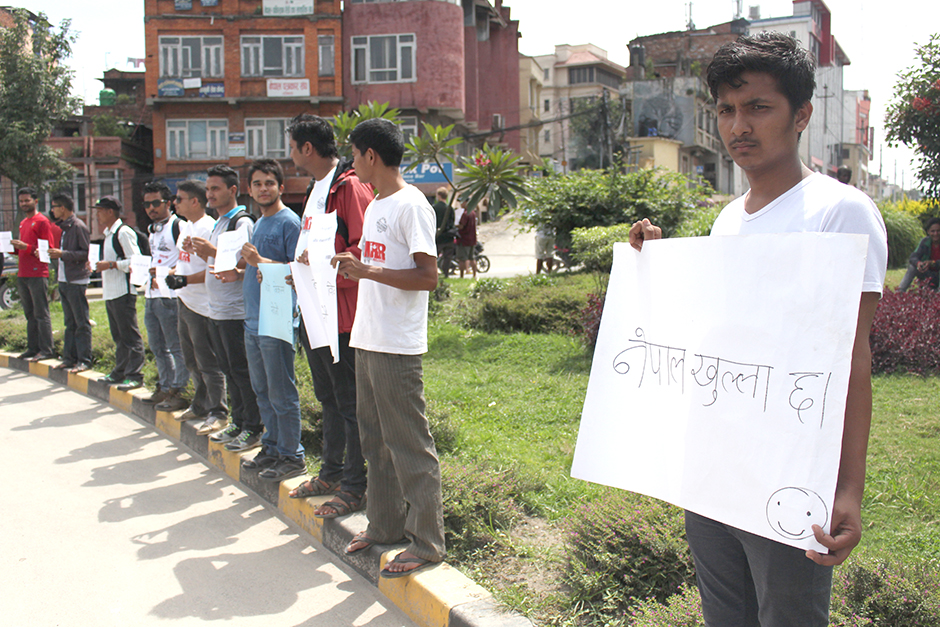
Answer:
[
  {"left": 885, "top": 34, "right": 940, "bottom": 199},
  {"left": 406, "top": 122, "right": 528, "bottom": 223},
  {"left": 330, "top": 101, "right": 401, "bottom": 157},
  {"left": 0, "top": 10, "right": 80, "bottom": 189},
  {"left": 567, "top": 92, "right": 630, "bottom": 171}
]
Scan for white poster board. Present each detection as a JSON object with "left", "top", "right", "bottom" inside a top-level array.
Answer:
[
  {"left": 129, "top": 254, "right": 152, "bottom": 287},
  {"left": 571, "top": 234, "right": 868, "bottom": 553},
  {"left": 289, "top": 212, "right": 339, "bottom": 362},
  {"left": 213, "top": 229, "right": 249, "bottom": 272}
]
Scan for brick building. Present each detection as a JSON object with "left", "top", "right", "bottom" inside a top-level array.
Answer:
[
  {"left": 627, "top": 19, "right": 749, "bottom": 81},
  {"left": 342, "top": 0, "right": 521, "bottom": 192},
  {"left": 144, "top": 0, "right": 344, "bottom": 207}
]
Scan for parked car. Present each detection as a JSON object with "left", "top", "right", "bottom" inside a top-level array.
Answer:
[{"left": 0, "top": 253, "right": 17, "bottom": 310}]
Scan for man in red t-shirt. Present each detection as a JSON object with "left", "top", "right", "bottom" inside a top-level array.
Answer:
[{"left": 10, "top": 187, "right": 57, "bottom": 361}]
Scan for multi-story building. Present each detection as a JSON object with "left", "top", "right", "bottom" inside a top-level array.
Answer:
[
  {"left": 840, "top": 89, "right": 872, "bottom": 192},
  {"left": 341, "top": 0, "right": 521, "bottom": 193},
  {"left": 750, "top": 0, "right": 852, "bottom": 179},
  {"left": 144, "top": 0, "right": 344, "bottom": 208},
  {"left": 533, "top": 44, "right": 627, "bottom": 172},
  {"left": 518, "top": 54, "right": 544, "bottom": 167},
  {"left": 627, "top": 18, "right": 749, "bottom": 81}
]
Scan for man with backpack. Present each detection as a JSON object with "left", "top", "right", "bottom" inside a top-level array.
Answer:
[
  {"left": 189, "top": 165, "right": 263, "bottom": 442},
  {"left": 93, "top": 195, "right": 145, "bottom": 390},
  {"left": 141, "top": 181, "right": 188, "bottom": 410}
]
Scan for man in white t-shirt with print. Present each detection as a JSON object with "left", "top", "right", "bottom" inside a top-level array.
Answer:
[
  {"left": 332, "top": 118, "right": 445, "bottom": 578},
  {"left": 141, "top": 180, "right": 188, "bottom": 410},
  {"left": 629, "top": 32, "right": 887, "bottom": 627},
  {"left": 164, "top": 179, "right": 227, "bottom": 422}
]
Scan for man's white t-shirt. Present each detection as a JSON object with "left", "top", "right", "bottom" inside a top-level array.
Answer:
[
  {"left": 295, "top": 166, "right": 336, "bottom": 259},
  {"left": 350, "top": 184, "right": 437, "bottom": 355},
  {"left": 147, "top": 215, "right": 181, "bottom": 299},
  {"left": 711, "top": 172, "right": 888, "bottom": 294},
  {"left": 175, "top": 214, "right": 216, "bottom": 317}
]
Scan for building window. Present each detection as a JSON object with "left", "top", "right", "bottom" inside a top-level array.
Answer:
[
  {"left": 544, "top": 130, "right": 550, "bottom": 143},
  {"left": 318, "top": 35, "right": 335, "bottom": 76},
  {"left": 97, "top": 170, "right": 122, "bottom": 198},
  {"left": 166, "top": 120, "right": 228, "bottom": 161},
  {"left": 543, "top": 68, "right": 550, "bottom": 81},
  {"left": 159, "top": 36, "right": 223, "bottom": 78},
  {"left": 241, "top": 35, "right": 305, "bottom": 77},
  {"left": 544, "top": 99, "right": 550, "bottom": 113},
  {"left": 568, "top": 66, "right": 593, "bottom": 85},
  {"left": 399, "top": 116, "right": 418, "bottom": 145},
  {"left": 245, "top": 119, "right": 290, "bottom": 158},
  {"left": 351, "top": 34, "right": 416, "bottom": 84}
]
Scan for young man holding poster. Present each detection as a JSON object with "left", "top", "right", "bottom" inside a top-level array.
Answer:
[
  {"left": 332, "top": 118, "right": 445, "bottom": 578},
  {"left": 285, "top": 114, "right": 373, "bottom": 517},
  {"left": 629, "top": 33, "right": 887, "bottom": 626}
]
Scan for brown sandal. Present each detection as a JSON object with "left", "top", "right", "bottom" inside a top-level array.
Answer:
[
  {"left": 313, "top": 490, "right": 366, "bottom": 519},
  {"left": 288, "top": 476, "right": 339, "bottom": 499}
]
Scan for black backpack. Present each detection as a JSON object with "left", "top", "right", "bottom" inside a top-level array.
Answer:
[
  {"left": 226, "top": 209, "right": 256, "bottom": 232},
  {"left": 111, "top": 224, "right": 151, "bottom": 258}
]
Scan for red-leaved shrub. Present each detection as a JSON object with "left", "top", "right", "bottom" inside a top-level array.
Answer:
[
  {"left": 870, "top": 287, "right": 940, "bottom": 375},
  {"left": 576, "top": 291, "right": 605, "bottom": 350}
]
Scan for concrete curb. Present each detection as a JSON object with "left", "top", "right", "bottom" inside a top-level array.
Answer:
[{"left": 1, "top": 352, "right": 533, "bottom": 627}]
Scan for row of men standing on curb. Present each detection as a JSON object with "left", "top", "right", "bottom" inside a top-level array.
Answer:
[{"left": 10, "top": 115, "right": 445, "bottom": 579}]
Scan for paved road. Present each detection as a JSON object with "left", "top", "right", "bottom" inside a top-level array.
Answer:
[{"left": 0, "top": 367, "right": 414, "bottom": 627}]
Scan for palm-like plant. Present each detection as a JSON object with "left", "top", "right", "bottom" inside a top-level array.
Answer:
[{"left": 330, "top": 101, "right": 402, "bottom": 157}]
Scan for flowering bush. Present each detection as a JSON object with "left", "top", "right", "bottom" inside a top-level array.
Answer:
[
  {"left": 869, "top": 287, "right": 940, "bottom": 374},
  {"left": 576, "top": 291, "right": 605, "bottom": 350},
  {"left": 630, "top": 584, "right": 704, "bottom": 627},
  {"left": 830, "top": 557, "right": 940, "bottom": 627},
  {"left": 564, "top": 492, "right": 695, "bottom": 623}
]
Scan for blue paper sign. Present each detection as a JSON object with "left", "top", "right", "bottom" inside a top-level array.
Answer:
[{"left": 259, "top": 263, "right": 296, "bottom": 344}]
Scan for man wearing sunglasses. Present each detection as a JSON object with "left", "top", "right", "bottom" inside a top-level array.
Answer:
[{"left": 141, "top": 181, "right": 188, "bottom": 409}]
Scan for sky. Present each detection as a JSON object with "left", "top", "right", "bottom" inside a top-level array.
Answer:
[{"left": 28, "top": 0, "right": 940, "bottom": 191}]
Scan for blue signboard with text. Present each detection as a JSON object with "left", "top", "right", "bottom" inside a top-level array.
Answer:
[{"left": 401, "top": 162, "right": 453, "bottom": 185}]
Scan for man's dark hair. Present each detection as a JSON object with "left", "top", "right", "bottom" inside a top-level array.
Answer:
[
  {"left": 176, "top": 179, "right": 207, "bottom": 207},
  {"left": 287, "top": 113, "right": 339, "bottom": 159},
  {"left": 51, "top": 193, "right": 74, "bottom": 212},
  {"left": 926, "top": 217, "right": 940, "bottom": 231},
  {"left": 143, "top": 180, "right": 174, "bottom": 201},
  {"left": 348, "top": 118, "right": 405, "bottom": 167},
  {"left": 17, "top": 186, "right": 38, "bottom": 199},
  {"left": 248, "top": 158, "right": 285, "bottom": 186},
  {"left": 207, "top": 164, "right": 239, "bottom": 189},
  {"left": 706, "top": 31, "right": 816, "bottom": 112}
]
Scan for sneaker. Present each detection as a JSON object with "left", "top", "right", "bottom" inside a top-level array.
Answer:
[
  {"left": 259, "top": 457, "right": 307, "bottom": 482},
  {"left": 98, "top": 374, "right": 120, "bottom": 385},
  {"left": 195, "top": 415, "right": 227, "bottom": 435},
  {"left": 241, "top": 448, "right": 279, "bottom": 470},
  {"left": 225, "top": 430, "right": 261, "bottom": 452},
  {"left": 143, "top": 387, "right": 168, "bottom": 404},
  {"left": 117, "top": 379, "right": 143, "bottom": 391},
  {"left": 173, "top": 405, "right": 205, "bottom": 421},
  {"left": 155, "top": 393, "right": 188, "bottom": 412},
  {"left": 209, "top": 423, "right": 240, "bottom": 443}
]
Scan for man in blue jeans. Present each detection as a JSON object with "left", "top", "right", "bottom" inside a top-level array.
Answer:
[{"left": 236, "top": 159, "right": 304, "bottom": 482}]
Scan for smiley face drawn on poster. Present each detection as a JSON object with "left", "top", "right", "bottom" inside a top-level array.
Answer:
[{"left": 766, "top": 487, "right": 829, "bottom": 540}]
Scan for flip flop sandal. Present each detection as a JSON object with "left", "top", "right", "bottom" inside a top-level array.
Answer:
[
  {"left": 345, "top": 531, "right": 379, "bottom": 555},
  {"left": 380, "top": 553, "right": 437, "bottom": 579},
  {"left": 289, "top": 476, "right": 340, "bottom": 499},
  {"left": 313, "top": 490, "right": 366, "bottom": 519}
]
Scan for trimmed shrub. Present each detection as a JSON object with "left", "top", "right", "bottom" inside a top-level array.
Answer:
[
  {"left": 675, "top": 202, "right": 722, "bottom": 238},
  {"left": 630, "top": 584, "right": 704, "bottom": 627},
  {"left": 440, "top": 459, "right": 537, "bottom": 562},
  {"left": 570, "top": 224, "right": 633, "bottom": 273},
  {"left": 869, "top": 287, "right": 940, "bottom": 375},
  {"left": 564, "top": 492, "right": 696, "bottom": 623},
  {"left": 880, "top": 205, "right": 925, "bottom": 269},
  {"left": 467, "top": 277, "right": 505, "bottom": 299},
  {"left": 830, "top": 557, "right": 940, "bottom": 627},
  {"left": 462, "top": 279, "right": 588, "bottom": 335}
]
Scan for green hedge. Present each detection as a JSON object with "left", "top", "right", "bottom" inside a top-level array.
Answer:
[
  {"left": 881, "top": 205, "right": 925, "bottom": 269},
  {"left": 459, "top": 275, "right": 591, "bottom": 335}
]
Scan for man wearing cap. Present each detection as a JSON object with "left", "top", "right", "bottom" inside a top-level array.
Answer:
[
  {"left": 93, "top": 195, "right": 146, "bottom": 390},
  {"left": 10, "top": 187, "right": 57, "bottom": 361}
]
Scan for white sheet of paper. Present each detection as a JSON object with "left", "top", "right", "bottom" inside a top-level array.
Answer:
[
  {"left": 37, "top": 239, "right": 50, "bottom": 263},
  {"left": 289, "top": 212, "right": 339, "bottom": 362},
  {"left": 88, "top": 244, "right": 101, "bottom": 263},
  {"left": 214, "top": 229, "right": 249, "bottom": 272},
  {"left": 454, "top": 208, "right": 465, "bottom": 225},
  {"left": 154, "top": 266, "right": 172, "bottom": 298},
  {"left": 0, "top": 232, "right": 13, "bottom": 254},
  {"left": 571, "top": 234, "right": 869, "bottom": 553},
  {"left": 130, "top": 254, "right": 152, "bottom": 287},
  {"left": 258, "top": 262, "right": 295, "bottom": 344}
]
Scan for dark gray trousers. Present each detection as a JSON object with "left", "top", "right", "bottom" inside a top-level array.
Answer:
[
  {"left": 18, "top": 276, "right": 53, "bottom": 356},
  {"left": 178, "top": 301, "right": 226, "bottom": 416},
  {"left": 59, "top": 282, "right": 92, "bottom": 365},
  {"left": 105, "top": 293, "right": 145, "bottom": 382}
]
